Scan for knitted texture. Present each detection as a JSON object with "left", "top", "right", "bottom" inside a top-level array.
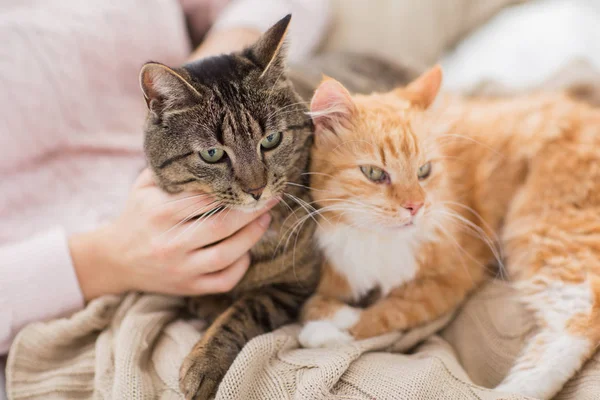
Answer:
[
  {"left": 7, "top": 281, "right": 600, "bottom": 399},
  {"left": 0, "top": 0, "right": 190, "bottom": 353}
]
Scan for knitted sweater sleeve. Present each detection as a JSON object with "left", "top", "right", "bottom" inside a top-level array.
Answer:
[{"left": 0, "top": 228, "right": 84, "bottom": 355}]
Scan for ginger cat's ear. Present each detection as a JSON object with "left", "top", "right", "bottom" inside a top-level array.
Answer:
[
  {"left": 401, "top": 65, "right": 443, "bottom": 109},
  {"left": 309, "top": 77, "right": 356, "bottom": 133}
]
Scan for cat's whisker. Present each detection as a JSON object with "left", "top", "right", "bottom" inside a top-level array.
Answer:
[
  {"left": 314, "top": 198, "right": 382, "bottom": 213},
  {"left": 436, "top": 209, "right": 500, "bottom": 258},
  {"left": 167, "top": 204, "right": 224, "bottom": 244},
  {"left": 171, "top": 196, "right": 217, "bottom": 220},
  {"left": 438, "top": 209, "right": 503, "bottom": 267},
  {"left": 283, "top": 192, "right": 369, "bottom": 223},
  {"left": 185, "top": 205, "right": 225, "bottom": 239},
  {"left": 218, "top": 205, "right": 233, "bottom": 224},
  {"left": 160, "top": 200, "right": 220, "bottom": 238},
  {"left": 270, "top": 108, "right": 311, "bottom": 121},
  {"left": 434, "top": 134, "right": 504, "bottom": 157},
  {"left": 277, "top": 204, "right": 353, "bottom": 255},
  {"left": 266, "top": 101, "right": 310, "bottom": 121},
  {"left": 439, "top": 201, "right": 503, "bottom": 249},
  {"left": 431, "top": 219, "right": 478, "bottom": 285},
  {"left": 267, "top": 100, "right": 309, "bottom": 115},
  {"left": 433, "top": 208, "right": 506, "bottom": 280},
  {"left": 284, "top": 182, "right": 338, "bottom": 194},
  {"left": 283, "top": 193, "right": 330, "bottom": 228},
  {"left": 155, "top": 192, "right": 213, "bottom": 208}
]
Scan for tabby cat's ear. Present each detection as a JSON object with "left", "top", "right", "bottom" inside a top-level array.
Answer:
[
  {"left": 139, "top": 62, "right": 201, "bottom": 115},
  {"left": 310, "top": 77, "right": 357, "bottom": 133},
  {"left": 246, "top": 14, "right": 291, "bottom": 76},
  {"left": 401, "top": 65, "right": 443, "bottom": 109}
]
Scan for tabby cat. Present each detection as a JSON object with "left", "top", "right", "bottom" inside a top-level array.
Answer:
[
  {"left": 139, "top": 16, "right": 321, "bottom": 399},
  {"left": 299, "top": 66, "right": 600, "bottom": 399}
]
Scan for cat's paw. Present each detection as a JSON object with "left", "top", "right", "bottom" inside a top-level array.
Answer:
[
  {"left": 298, "top": 320, "right": 355, "bottom": 348},
  {"left": 331, "top": 306, "right": 361, "bottom": 329},
  {"left": 179, "top": 348, "right": 223, "bottom": 400}
]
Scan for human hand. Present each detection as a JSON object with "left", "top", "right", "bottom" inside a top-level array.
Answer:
[{"left": 70, "top": 169, "right": 276, "bottom": 301}]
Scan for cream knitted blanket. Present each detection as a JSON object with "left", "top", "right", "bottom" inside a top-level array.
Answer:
[{"left": 7, "top": 281, "right": 600, "bottom": 399}]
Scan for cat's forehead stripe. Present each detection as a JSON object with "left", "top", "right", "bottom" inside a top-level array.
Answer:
[
  {"left": 379, "top": 146, "right": 387, "bottom": 166},
  {"left": 158, "top": 151, "right": 194, "bottom": 170},
  {"left": 215, "top": 113, "right": 226, "bottom": 145}
]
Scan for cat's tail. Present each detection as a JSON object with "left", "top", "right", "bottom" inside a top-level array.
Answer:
[{"left": 495, "top": 275, "right": 600, "bottom": 399}]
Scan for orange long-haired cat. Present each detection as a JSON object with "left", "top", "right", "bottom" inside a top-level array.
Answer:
[{"left": 298, "top": 66, "right": 600, "bottom": 399}]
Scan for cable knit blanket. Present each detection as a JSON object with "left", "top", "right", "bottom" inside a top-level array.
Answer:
[{"left": 7, "top": 281, "right": 600, "bottom": 399}]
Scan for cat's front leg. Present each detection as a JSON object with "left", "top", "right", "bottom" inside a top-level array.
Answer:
[
  {"left": 348, "top": 275, "right": 472, "bottom": 339},
  {"left": 298, "top": 293, "right": 360, "bottom": 348},
  {"left": 179, "top": 284, "right": 309, "bottom": 399}
]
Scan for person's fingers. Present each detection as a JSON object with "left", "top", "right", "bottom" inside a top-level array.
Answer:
[
  {"left": 184, "top": 213, "right": 271, "bottom": 274},
  {"left": 189, "top": 198, "right": 278, "bottom": 248},
  {"left": 156, "top": 192, "right": 218, "bottom": 223},
  {"left": 188, "top": 253, "right": 251, "bottom": 295},
  {"left": 134, "top": 169, "right": 216, "bottom": 215}
]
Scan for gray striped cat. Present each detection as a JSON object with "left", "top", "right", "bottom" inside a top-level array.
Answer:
[
  {"left": 140, "top": 14, "right": 416, "bottom": 399},
  {"left": 140, "top": 16, "right": 320, "bottom": 399}
]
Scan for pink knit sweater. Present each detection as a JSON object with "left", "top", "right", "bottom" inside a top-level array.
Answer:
[{"left": 0, "top": 0, "right": 329, "bottom": 356}]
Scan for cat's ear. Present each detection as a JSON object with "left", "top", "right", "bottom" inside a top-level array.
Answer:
[
  {"left": 246, "top": 14, "right": 291, "bottom": 77},
  {"left": 139, "top": 62, "right": 201, "bottom": 115},
  {"left": 401, "top": 65, "right": 443, "bottom": 109},
  {"left": 310, "top": 77, "right": 357, "bottom": 133}
]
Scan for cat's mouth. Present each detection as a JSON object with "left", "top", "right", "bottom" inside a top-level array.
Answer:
[
  {"left": 380, "top": 218, "right": 417, "bottom": 231},
  {"left": 388, "top": 221, "right": 415, "bottom": 230},
  {"left": 227, "top": 196, "right": 281, "bottom": 213}
]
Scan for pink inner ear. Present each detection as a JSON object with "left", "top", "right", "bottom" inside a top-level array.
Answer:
[{"left": 310, "top": 79, "right": 356, "bottom": 130}]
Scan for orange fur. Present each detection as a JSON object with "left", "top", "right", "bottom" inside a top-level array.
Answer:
[{"left": 300, "top": 67, "right": 600, "bottom": 399}]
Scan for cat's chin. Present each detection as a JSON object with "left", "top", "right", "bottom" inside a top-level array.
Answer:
[
  {"left": 342, "top": 220, "right": 418, "bottom": 234},
  {"left": 231, "top": 197, "right": 279, "bottom": 213},
  {"left": 382, "top": 222, "right": 417, "bottom": 231}
]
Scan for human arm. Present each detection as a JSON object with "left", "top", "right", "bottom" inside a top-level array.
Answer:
[
  {"left": 1, "top": 169, "right": 275, "bottom": 355},
  {"left": 0, "top": 229, "right": 84, "bottom": 355},
  {"left": 188, "top": 0, "right": 331, "bottom": 61}
]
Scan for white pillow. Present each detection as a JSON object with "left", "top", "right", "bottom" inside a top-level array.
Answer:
[{"left": 442, "top": 0, "right": 600, "bottom": 92}]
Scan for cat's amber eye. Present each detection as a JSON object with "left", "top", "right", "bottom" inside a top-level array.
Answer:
[
  {"left": 418, "top": 162, "right": 432, "bottom": 180},
  {"left": 260, "top": 131, "right": 282, "bottom": 150},
  {"left": 360, "top": 165, "right": 388, "bottom": 183},
  {"left": 199, "top": 148, "right": 225, "bottom": 163}
]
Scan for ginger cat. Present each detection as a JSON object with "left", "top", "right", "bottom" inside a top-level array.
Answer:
[{"left": 298, "top": 66, "right": 600, "bottom": 399}]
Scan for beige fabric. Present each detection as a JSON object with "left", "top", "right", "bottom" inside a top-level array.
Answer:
[
  {"left": 7, "top": 281, "right": 600, "bottom": 399},
  {"left": 321, "top": 0, "right": 526, "bottom": 71}
]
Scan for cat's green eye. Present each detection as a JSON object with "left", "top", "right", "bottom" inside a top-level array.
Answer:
[
  {"left": 360, "top": 165, "right": 388, "bottom": 183},
  {"left": 199, "top": 148, "right": 225, "bottom": 163},
  {"left": 418, "top": 162, "right": 432, "bottom": 180},
  {"left": 260, "top": 131, "right": 282, "bottom": 150}
]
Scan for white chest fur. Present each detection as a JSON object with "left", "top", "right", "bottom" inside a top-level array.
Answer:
[{"left": 317, "top": 225, "right": 420, "bottom": 300}]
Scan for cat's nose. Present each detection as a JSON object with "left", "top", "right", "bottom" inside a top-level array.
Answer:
[
  {"left": 403, "top": 201, "right": 423, "bottom": 216},
  {"left": 244, "top": 185, "right": 265, "bottom": 201}
]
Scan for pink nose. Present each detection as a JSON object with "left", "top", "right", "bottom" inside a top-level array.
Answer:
[
  {"left": 403, "top": 201, "right": 423, "bottom": 216},
  {"left": 243, "top": 185, "right": 265, "bottom": 201}
]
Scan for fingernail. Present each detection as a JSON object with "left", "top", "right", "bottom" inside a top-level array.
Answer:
[{"left": 258, "top": 213, "right": 272, "bottom": 228}]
